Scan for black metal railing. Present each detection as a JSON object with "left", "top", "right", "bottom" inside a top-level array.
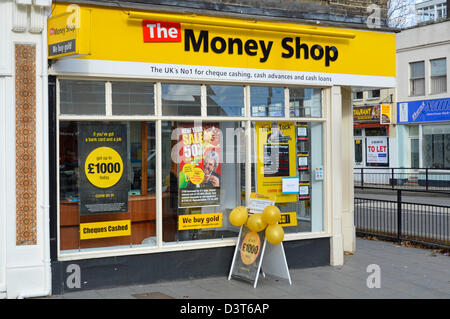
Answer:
[
  {"left": 354, "top": 189, "right": 450, "bottom": 249},
  {"left": 354, "top": 167, "right": 450, "bottom": 193}
]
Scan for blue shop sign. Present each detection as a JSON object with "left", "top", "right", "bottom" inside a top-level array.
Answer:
[{"left": 397, "top": 97, "right": 450, "bottom": 123}]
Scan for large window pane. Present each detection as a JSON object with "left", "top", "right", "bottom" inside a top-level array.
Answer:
[
  {"left": 60, "top": 80, "right": 105, "bottom": 115},
  {"left": 162, "top": 121, "right": 245, "bottom": 243},
  {"left": 206, "top": 84, "right": 244, "bottom": 116},
  {"left": 289, "top": 87, "right": 321, "bottom": 117},
  {"left": 251, "top": 121, "right": 323, "bottom": 233},
  {"left": 162, "top": 83, "right": 201, "bottom": 116},
  {"left": 112, "top": 82, "right": 155, "bottom": 115},
  {"left": 250, "top": 86, "right": 285, "bottom": 117},
  {"left": 431, "top": 58, "right": 447, "bottom": 94},
  {"left": 431, "top": 58, "right": 446, "bottom": 77},
  {"left": 410, "top": 61, "right": 425, "bottom": 79},
  {"left": 422, "top": 125, "right": 450, "bottom": 168},
  {"left": 410, "top": 61, "right": 425, "bottom": 96},
  {"left": 59, "top": 121, "right": 157, "bottom": 252}
]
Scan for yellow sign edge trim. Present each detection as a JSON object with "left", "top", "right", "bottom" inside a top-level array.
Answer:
[{"left": 127, "top": 11, "right": 356, "bottom": 39}]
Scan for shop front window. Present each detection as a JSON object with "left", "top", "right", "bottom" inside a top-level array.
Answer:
[
  {"left": 112, "top": 81, "right": 155, "bottom": 115},
  {"left": 289, "top": 87, "right": 321, "bottom": 118},
  {"left": 60, "top": 80, "right": 106, "bottom": 115},
  {"left": 423, "top": 125, "right": 450, "bottom": 169},
  {"left": 206, "top": 84, "right": 244, "bottom": 116},
  {"left": 59, "top": 121, "right": 157, "bottom": 252},
  {"left": 250, "top": 86, "right": 285, "bottom": 117},
  {"left": 57, "top": 79, "right": 326, "bottom": 255},
  {"left": 161, "top": 121, "right": 246, "bottom": 243},
  {"left": 250, "top": 121, "right": 324, "bottom": 233},
  {"left": 162, "top": 83, "right": 202, "bottom": 116}
]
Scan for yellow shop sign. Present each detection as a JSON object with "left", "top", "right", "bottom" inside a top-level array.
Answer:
[
  {"left": 47, "top": 6, "right": 91, "bottom": 59},
  {"left": 279, "top": 212, "right": 298, "bottom": 227},
  {"left": 49, "top": 4, "right": 396, "bottom": 87}
]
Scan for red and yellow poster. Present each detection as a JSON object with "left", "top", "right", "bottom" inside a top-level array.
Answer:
[
  {"left": 178, "top": 123, "right": 222, "bottom": 208},
  {"left": 256, "top": 122, "right": 297, "bottom": 203}
]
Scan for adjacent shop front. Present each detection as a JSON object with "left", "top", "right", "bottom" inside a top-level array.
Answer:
[
  {"left": 48, "top": 3, "right": 395, "bottom": 294},
  {"left": 397, "top": 97, "right": 450, "bottom": 186},
  {"left": 353, "top": 104, "right": 392, "bottom": 168}
]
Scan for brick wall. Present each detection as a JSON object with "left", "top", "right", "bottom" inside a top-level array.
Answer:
[
  {"left": 328, "top": 0, "right": 388, "bottom": 20},
  {"left": 111, "top": 0, "right": 390, "bottom": 28},
  {"left": 195, "top": 0, "right": 388, "bottom": 21}
]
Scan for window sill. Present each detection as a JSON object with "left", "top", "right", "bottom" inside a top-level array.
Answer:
[{"left": 57, "top": 232, "right": 332, "bottom": 261}]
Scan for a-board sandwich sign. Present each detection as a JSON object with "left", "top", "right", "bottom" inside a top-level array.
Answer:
[{"left": 228, "top": 225, "right": 266, "bottom": 286}]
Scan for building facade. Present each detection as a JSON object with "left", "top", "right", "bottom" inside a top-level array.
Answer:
[
  {"left": 416, "top": 0, "right": 448, "bottom": 23},
  {"left": 1, "top": 0, "right": 396, "bottom": 298},
  {"left": 396, "top": 19, "right": 450, "bottom": 183}
]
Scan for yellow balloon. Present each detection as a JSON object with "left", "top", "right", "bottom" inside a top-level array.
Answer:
[
  {"left": 229, "top": 206, "right": 248, "bottom": 227},
  {"left": 246, "top": 213, "right": 267, "bottom": 232},
  {"left": 265, "top": 224, "right": 284, "bottom": 245},
  {"left": 262, "top": 205, "right": 281, "bottom": 225}
]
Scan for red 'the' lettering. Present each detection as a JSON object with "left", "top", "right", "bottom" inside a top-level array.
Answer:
[{"left": 143, "top": 20, "right": 181, "bottom": 42}]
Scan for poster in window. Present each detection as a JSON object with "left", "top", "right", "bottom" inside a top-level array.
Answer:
[
  {"left": 366, "top": 136, "right": 388, "bottom": 164},
  {"left": 78, "top": 123, "right": 128, "bottom": 215},
  {"left": 178, "top": 123, "right": 221, "bottom": 208},
  {"left": 296, "top": 123, "right": 308, "bottom": 141},
  {"left": 256, "top": 122, "right": 297, "bottom": 203},
  {"left": 380, "top": 104, "right": 391, "bottom": 124}
]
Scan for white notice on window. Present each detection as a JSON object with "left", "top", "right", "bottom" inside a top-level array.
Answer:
[
  {"left": 282, "top": 177, "right": 299, "bottom": 194},
  {"left": 299, "top": 185, "right": 309, "bottom": 196},
  {"left": 298, "top": 156, "right": 308, "bottom": 167},
  {"left": 297, "top": 127, "right": 307, "bottom": 137},
  {"left": 399, "top": 103, "right": 409, "bottom": 123}
]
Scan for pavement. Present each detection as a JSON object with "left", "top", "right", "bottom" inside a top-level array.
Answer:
[{"left": 42, "top": 238, "right": 450, "bottom": 299}]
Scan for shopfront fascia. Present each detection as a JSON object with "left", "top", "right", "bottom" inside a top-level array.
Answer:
[{"left": 47, "top": 4, "right": 395, "bottom": 293}]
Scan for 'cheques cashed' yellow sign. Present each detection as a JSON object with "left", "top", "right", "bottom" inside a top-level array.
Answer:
[
  {"left": 80, "top": 220, "right": 131, "bottom": 240},
  {"left": 49, "top": 4, "right": 396, "bottom": 87}
]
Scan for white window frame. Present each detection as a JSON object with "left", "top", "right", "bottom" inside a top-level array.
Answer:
[
  {"left": 56, "top": 76, "right": 330, "bottom": 261},
  {"left": 409, "top": 61, "right": 425, "bottom": 97},
  {"left": 367, "top": 89, "right": 380, "bottom": 100},
  {"left": 430, "top": 57, "right": 447, "bottom": 95}
]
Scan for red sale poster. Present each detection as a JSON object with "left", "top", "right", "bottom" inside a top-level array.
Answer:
[{"left": 177, "top": 123, "right": 221, "bottom": 208}]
